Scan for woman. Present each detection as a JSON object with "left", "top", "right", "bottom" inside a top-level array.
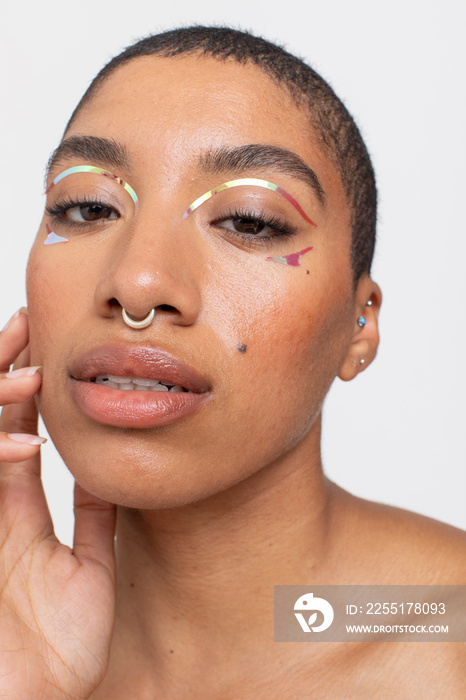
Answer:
[{"left": 1, "top": 26, "right": 465, "bottom": 699}]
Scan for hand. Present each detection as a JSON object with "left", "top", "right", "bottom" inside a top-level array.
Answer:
[{"left": 0, "top": 309, "right": 116, "bottom": 699}]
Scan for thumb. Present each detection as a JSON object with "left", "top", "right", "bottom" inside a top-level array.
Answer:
[{"left": 73, "top": 482, "right": 116, "bottom": 579}]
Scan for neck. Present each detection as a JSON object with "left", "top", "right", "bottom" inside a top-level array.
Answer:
[{"left": 109, "top": 419, "right": 338, "bottom": 692}]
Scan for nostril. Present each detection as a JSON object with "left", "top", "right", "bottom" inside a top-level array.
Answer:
[{"left": 107, "top": 300, "right": 177, "bottom": 315}]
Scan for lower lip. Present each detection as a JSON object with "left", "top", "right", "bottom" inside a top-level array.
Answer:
[{"left": 70, "top": 380, "right": 210, "bottom": 428}]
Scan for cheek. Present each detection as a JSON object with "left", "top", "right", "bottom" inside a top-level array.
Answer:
[
  {"left": 205, "top": 260, "right": 352, "bottom": 443},
  {"left": 26, "top": 243, "right": 91, "bottom": 364}
]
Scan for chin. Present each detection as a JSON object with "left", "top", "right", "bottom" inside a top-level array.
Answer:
[{"left": 43, "top": 422, "right": 257, "bottom": 510}]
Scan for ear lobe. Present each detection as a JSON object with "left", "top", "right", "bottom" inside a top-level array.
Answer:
[{"left": 338, "top": 278, "right": 382, "bottom": 382}]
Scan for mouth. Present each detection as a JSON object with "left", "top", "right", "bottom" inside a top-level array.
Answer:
[
  {"left": 91, "top": 375, "right": 187, "bottom": 393},
  {"left": 69, "top": 343, "right": 211, "bottom": 429}
]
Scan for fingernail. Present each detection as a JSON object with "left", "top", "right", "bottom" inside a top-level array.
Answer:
[
  {"left": 8, "top": 433, "right": 47, "bottom": 445},
  {"left": 1, "top": 307, "right": 28, "bottom": 332},
  {"left": 5, "top": 366, "right": 42, "bottom": 379}
]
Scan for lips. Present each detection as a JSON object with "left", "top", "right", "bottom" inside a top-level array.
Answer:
[{"left": 69, "top": 343, "right": 211, "bottom": 428}]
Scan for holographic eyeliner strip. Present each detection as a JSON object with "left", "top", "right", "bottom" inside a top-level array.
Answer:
[
  {"left": 182, "top": 178, "right": 317, "bottom": 227},
  {"left": 46, "top": 166, "right": 139, "bottom": 213}
]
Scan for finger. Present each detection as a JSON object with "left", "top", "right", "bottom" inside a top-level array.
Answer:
[
  {"left": 0, "top": 308, "right": 29, "bottom": 372},
  {"left": 0, "top": 382, "right": 41, "bottom": 477},
  {"left": 0, "top": 443, "right": 54, "bottom": 545},
  {"left": 0, "top": 366, "right": 42, "bottom": 406},
  {"left": 0, "top": 400, "right": 51, "bottom": 537},
  {"left": 73, "top": 482, "right": 116, "bottom": 579},
  {"left": 0, "top": 371, "right": 39, "bottom": 433},
  {"left": 0, "top": 431, "right": 46, "bottom": 463}
]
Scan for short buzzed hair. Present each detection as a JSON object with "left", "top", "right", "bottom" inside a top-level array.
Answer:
[{"left": 66, "top": 26, "right": 377, "bottom": 283}]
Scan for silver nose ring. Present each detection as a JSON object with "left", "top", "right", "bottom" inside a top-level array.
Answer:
[{"left": 122, "top": 307, "right": 155, "bottom": 329}]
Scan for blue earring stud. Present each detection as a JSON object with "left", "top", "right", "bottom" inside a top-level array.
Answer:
[{"left": 357, "top": 316, "right": 366, "bottom": 328}]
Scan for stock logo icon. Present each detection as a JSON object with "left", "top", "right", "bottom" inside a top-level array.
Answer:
[{"left": 294, "top": 592, "right": 334, "bottom": 633}]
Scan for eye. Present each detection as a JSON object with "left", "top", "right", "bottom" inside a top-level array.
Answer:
[
  {"left": 45, "top": 197, "right": 121, "bottom": 225},
  {"left": 218, "top": 217, "right": 271, "bottom": 236},
  {"left": 65, "top": 203, "right": 119, "bottom": 222},
  {"left": 214, "top": 209, "right": 296, "bottom": 240}
]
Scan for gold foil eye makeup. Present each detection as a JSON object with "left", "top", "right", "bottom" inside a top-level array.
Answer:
[
  {"left": 46, "top": 165, "right": 139, "bottom": 213},
  {"left": 182, "top": 178, "right": 317, "bottom": 227}
]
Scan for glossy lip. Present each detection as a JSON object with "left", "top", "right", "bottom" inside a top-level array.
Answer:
[{"left": 69, "top": 343, "right": 211, "bottom": 428}]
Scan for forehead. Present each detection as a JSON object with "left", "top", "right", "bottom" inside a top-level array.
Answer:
[
  {"left": 71, "top": 57, "right": 325, "bottom": 166},
  {"left": 76, "top": 55, "right": 308, "bottom": 133},
  {"left": 64, "top": 56, "right": 347, "bottom": 219}
]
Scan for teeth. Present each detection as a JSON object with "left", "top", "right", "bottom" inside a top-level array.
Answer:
[
  {"left": 147, "top": 383, "right": 169, "bottom": 392},
  {"left": 107, "top": 375, "right": 133, "bottom": 384},
  {"left": 131, "top": 377, "right": 161, "bottom": 386},
  {"left": 94, "top": 375, "right": 186, "bottom": 392}
]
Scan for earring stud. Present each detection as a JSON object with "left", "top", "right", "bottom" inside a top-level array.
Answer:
[
  {"left": 357, "top": 316, "right": 366, "bottom": 328},
  {"left": 366, "top": 300, "right": 373, "bottom": 307}
]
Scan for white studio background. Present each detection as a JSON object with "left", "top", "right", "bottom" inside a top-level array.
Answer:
[{"left": 0, "top": 0, "right": 464, "bottom": 546}]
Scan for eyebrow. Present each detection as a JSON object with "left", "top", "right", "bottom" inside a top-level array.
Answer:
[
  {"left": 198, "top": 144, "right": 326, "bottom": 206},
  {"left": 45, "top": 138, "right": 326, "bottom": 207},
  {"left": 45, "top": 135, "right": 131, "bottom": 183}
]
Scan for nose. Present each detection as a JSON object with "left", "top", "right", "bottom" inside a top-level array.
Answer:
[{"left": 94, "top": 214, "right": 202, "bottom": 328}]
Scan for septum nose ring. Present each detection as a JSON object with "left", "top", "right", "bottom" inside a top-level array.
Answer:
[{"left": 122, "top": 307, "right": 155, "bottom": 329}]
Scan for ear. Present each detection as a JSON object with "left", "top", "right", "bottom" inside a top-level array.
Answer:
[{"left": 338, "top": 275, "right": 382, "bottom": 381}]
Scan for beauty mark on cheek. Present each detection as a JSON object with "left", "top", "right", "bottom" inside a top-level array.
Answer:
[
  {"left": 44, "top": 223, "right": 68, "bottom": 245},
  {"left": 266, "top": 246, "right": 314, "bottom": 266},
  {"left": 46, "top": 165, "right": 139, "bottom": 214},
  {"left": 182, "top": 178, "right": 317, "bottom": 227}
]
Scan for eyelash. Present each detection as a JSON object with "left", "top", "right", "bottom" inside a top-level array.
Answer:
[
  {"left": 45, "top": 199, "right": 297, "bottom": 247},
  {"left": 45, "top": 196, "right": 119, "bottom": 228},
  {"left": 212, "top": 207, "right": 297, "bottom": 246}
]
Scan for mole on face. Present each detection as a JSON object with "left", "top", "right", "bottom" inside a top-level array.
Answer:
[{"left": 237, "top": 343, "right": 247, "bottom": 354}]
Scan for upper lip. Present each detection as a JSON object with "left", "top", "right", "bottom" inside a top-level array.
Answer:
[{"left": 69, "top": 343, "right": 211, "bottom": 393}]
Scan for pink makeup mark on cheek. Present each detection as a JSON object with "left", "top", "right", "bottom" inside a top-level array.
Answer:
[
  {"left": 44, "top": 223, "right": 68, "bottom": 245},
  {"left": 266, "top": 246, "right": 314, "bottom": 266}
]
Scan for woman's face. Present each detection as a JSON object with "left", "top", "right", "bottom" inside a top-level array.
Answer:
[{"left": 27, "top": 56, "right": 359, "bottom": 508}]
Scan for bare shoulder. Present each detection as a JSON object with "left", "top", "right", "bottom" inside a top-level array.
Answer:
[
  {"left": 328, "top": 483, "right": 466, "bottom": 583},
  {"left": 332, "top": 641, "right": 466, "bottom": 699},
  {"left": 305, "top": 485, "right": 466, "bottom": 697}
]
